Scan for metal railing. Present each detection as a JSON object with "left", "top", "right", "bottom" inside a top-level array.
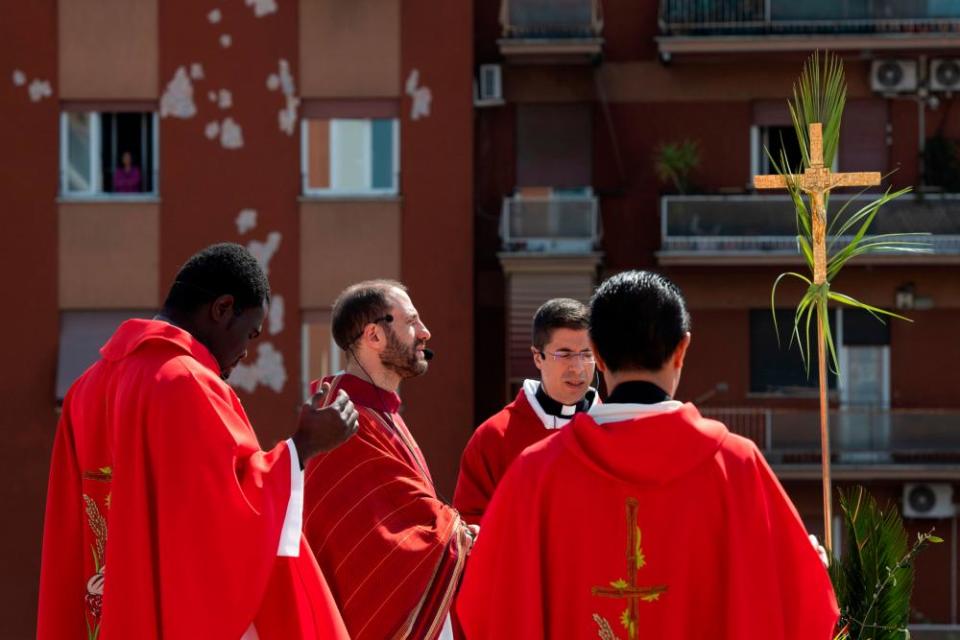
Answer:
[
  {"left": 501, "top": 0, "right": 603, "bottom": 38},
  {"left": 702, "top": 407, "right": 960, "bottom": 464},
  {"left": 659, "top": 0, "right": 960, "bottom": 36},
  {"left": 500, "top": 194, "right": 600, "bottom": 252},
  {"left": 660, "top": 193, "right": 960, "bottom": 255}
]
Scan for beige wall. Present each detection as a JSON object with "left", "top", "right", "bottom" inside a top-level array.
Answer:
[
  {"left": 299, "top": 0, "right": 400, "bottom": 98},
  {"left": 59, "top": 0, "right": 158, "bottom": 99},
  {"left": 59, "top": 202, "right": 160, "bottom": 308},
  {"left": 300, "top": 199, "right": 401, "bottom": 307}
]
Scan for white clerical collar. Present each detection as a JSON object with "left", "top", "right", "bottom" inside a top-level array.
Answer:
[
  {"left": 588, "top": 401, "right": 683, "bottom": 425},
  {"left": 522, "top": 379, "right": 599, "bottom": 430}
]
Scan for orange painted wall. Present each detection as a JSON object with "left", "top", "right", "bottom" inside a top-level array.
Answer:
[{"left": 0, "top": 1, "right": 59, "bottom": 635}]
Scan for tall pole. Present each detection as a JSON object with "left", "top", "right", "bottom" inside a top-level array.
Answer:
[{"left": 810, "top": 138, "right": 833, "bottom": 553}]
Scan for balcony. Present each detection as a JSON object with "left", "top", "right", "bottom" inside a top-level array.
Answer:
[
  {"left": 500, "top": 192, "right": 601, "bottom": 254},
  {"left": 498, "top": 0, "right": 604, "bottom": 64},
  {"left": 704, "top": 407, "right": 960, "bottom": 477},
  {"left": 657, "top": 0, "right": 960, "bottom": 56},
  {"left": 658, "top": 193, "right": 960, "bottom": 265}
]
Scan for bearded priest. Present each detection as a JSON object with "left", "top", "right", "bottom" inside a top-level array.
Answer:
[
  {"left": 456, "top": 271, "right": 839, "bottom": 639},
  {"left": 303, "top": 280, "right": 475, "bottom": 640}
]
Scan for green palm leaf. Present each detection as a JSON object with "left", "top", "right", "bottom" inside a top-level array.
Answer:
[
  {"left": 830, "top": 487, "right": 941, "bottom": 640},
  {"left": 767, "top": 51, "right": 930, "bottom": 377}
]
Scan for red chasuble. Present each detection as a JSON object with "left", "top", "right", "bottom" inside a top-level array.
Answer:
[
  {"left": 457, "top": 404, "right": 839, "bottom": 639},
  {"left": 454, "top": 387, "right": 556, "bottom": 526},
  {"left": 304, "top": 373, "right": 472, "bottom": 640},
  {"left": 37, "top": 320, "right": 348, "bottom": 640}
]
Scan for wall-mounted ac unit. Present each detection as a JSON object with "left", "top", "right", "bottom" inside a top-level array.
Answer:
[
  {"left": 902, "top": 483, "right": 955, "bottom": 519},
  {"left": 475, "top": 64, "right": 504, "bottom": 107},
  {"left": 930, "top": 59, "right": 960, "bottom": 92},
  {"left": 871, "top": 60, "right": 918, "bottom": 94}
]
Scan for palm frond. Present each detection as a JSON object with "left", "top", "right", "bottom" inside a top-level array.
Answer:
[
  {"left": 830, "top": 487, "right": 942, "bottom": 639},
  {"left": 769, "top": 51, "right": 928, "bottom": 378}
]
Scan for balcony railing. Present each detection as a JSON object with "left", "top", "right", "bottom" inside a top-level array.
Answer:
[
  {"left": 703, "top": 407, "right": 960, "bottom": 465},
  {"left": 498, "top": 0, "right": 603, "bottom": 62},
  {"left": 659, "top": 193, "right": 960, "bottom": 263},
  {"left": 500, "top": 193, "right": 600, "bottom": 253},
  {"left": 659, "top": 0, "right": 960, "bottom": 36},
  {"left": 501, "top": 0, "right": 603, "bottom": 38}
]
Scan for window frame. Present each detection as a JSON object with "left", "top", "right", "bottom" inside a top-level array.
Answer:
[
  {"left": 750, "top": 124, "right": 839, "bottom": 179},
  {"left": 59, "top": 110, "right": 160, "bottom": 200},
  {"left": 300, "top": 117, "right": 400, "bottom": 198}
]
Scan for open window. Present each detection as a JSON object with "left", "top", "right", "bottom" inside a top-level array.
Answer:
[
  {"left": 60, "top": 111, "right": 158, "bottom": 197},
  {"left": 749, "top": 309, "right": 838, "bottom": 395}
]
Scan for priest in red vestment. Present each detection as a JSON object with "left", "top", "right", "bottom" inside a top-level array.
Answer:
[
  {"left": 38, "top": 244, "right": 359, "bottom": 640},
  {"left": 303, "top": 280, "right": 475, "bottom": 640},
  {"left": 454, "top": 298, "right": 598, "bottom": 526},
  {"left": 457, "top": 270, "right": 839, "bottom": 639}
]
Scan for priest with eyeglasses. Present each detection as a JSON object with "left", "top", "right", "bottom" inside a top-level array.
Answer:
[{"left": 453, "top": 298, "right": 599, "bottom": 526}]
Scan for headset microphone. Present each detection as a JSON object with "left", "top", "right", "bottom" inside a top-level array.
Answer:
[{"left": 422, "top": 348, "right": 434, "bottom": 361}]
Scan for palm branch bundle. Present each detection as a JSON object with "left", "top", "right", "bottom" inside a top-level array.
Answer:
[{"left": 831, "top": 487, "right": 941, "bottom": 640}]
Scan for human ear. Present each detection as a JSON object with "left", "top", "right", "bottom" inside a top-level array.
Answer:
[
  {"left": 590, "top": 339, "right": 607, "bottom": 373},
  {"left": 673, "top": 332, "right": 692, "bottom": 370},
  {"left": 531, "top": 346, "right": 544, "bottom": 371},
  {"left": 210, "top": 295, "right": 235, "bottom": 325}
]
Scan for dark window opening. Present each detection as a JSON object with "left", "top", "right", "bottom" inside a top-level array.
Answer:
[{"left": 750, "top": 309, "right": 838, "bottom": 394}]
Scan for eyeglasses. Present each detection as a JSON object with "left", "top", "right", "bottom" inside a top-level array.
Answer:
[{"left": 538, "top": 350, "right": 596, "bottom": 365}]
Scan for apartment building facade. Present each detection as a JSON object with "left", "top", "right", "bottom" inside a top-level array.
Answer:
[
  {"left": 474, "top": 0, "right": 960, "bottom": 631},
  {"left": 1, "top": 1, "right": 472, "bottom": 635}
]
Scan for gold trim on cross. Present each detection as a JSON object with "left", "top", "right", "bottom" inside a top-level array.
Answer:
[{"left": 591, "top": 498, "right": 667, "bottom": 640}]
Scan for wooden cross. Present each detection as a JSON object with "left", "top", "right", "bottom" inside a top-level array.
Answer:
[
  {"left": 591, "top": 498, "right": 667, "bottom": 640},
  {"left": 753, "top": 122, "right": 881, "bottom": 551}
]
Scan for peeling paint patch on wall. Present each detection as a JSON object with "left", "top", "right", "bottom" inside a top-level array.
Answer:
[
  {"left": 220, "top": 34, "right": 232, "bottom": 49},
  {"left": 160, "top": 67, "right": 197, "bottom": 119},
  {"left": 235, "top": 208, "right": 258, "bottom": 234},
  {"left": 267, "top": 59, "right": 299, "bottom": 135},
  {"left": 204, "top": 121, "right": 219, "bottom": 139},
  {"left": 10, "top": 69, "right": 51, "bottom": 102},
  {"left": 27, "top": 79, "right": 52, "bottom": 102},
  {"left": 230, "top": 342, "right": 287, "bottom": 393},
  {"left": 190, "top": 63, "right": 205, "bottom": 80},
  {"left": 246, "top": 0, "right": 278, "bottom": 18},
  {"left": 220, "top": 117, "right": 244, "bottom": 149},
  {"left": 405, "top": 69, "right": 432, "bottom": 121},
  {"left": 247, "top": 231, "right": 281, "bottom": 274},
  {"left": 268, "top": 294, "right": 284, "bottom": 335},
  {"left": 218, "top": 89, "right": 233, "bottom": 110},
  {"left": 207, "top": 8, "right": 222, "bottom": 24}
]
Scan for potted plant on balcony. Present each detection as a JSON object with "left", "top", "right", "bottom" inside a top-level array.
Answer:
[
  {"left": 757, "top": 51, "right": 940, "bottom": 639},
  {"left": 653, "top": 138, "right": 700, "bottom": 194}
]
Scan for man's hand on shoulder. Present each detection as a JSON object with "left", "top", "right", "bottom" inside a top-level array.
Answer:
[{"left": 292, "top": 382, "right": 359, "bottom": 468}]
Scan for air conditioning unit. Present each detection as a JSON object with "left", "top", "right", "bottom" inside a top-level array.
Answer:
[
  {"left": 930, "top": 59, "right": 960, "bottom": 92},
  {"left": 902, "top": 483, "right": 955, "bottom": 519},
  {"left": 871, "top": 60, "right": 918, "bottom": 94},
  {"left": 475, "top": 64, "right": 504, "bottom": 106}
]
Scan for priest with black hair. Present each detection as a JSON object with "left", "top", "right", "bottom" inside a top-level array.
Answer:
[{"left": 457, "top": 270, "right": 839, "bottom": 639}]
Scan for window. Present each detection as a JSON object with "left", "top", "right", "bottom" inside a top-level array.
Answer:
[
  {"left": 756, "top": 125, "right": 803, "bottom": 174},
  {"left": 301, "top": 118, "right": 399, "bottom": 195},
  {"left": 749, "top": 309, "right": 838, "bottom": 394},
  {"left": 56, "top": 310, "right": 153, "bottom": 403},
  {"left": 752, "top": 123, "right": 839, "bottom": 177},
  {"left": 60, "top": 111, "right": 158, "bottom": 197}
]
